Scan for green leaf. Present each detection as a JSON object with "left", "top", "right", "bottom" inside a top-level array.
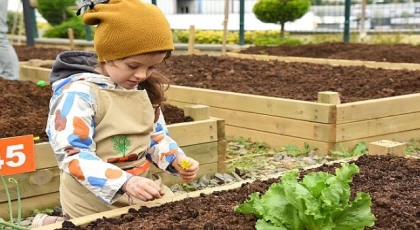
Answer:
[
  {"left": 302, "top": 172, "right": 333, "bottom": 198},
  {"left": 278, "top": 172, "right": 321, "bottom": 229},
  {"left": 353, "top": 142, "right": 367, "bottom": 155},
  {"left": 333, "top": 193, "right": 376, "bottom": 229},
  {"left": 235, "top": 192, "right": 264, "bottom": 218},
  {"left": 255, "top": 219, "right": 287, "bottom": 230},
  {"left": 260, "top": 183, "right": 298, "bottom": 229}
]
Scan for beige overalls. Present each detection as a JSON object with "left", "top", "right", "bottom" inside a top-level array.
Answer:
[{"left": 59, "top": 83, "right": 174, "bottom": 218}]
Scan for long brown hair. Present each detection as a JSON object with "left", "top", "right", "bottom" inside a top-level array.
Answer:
[{"left": 140, "top": 51, "right": 172, "bottom": 107}]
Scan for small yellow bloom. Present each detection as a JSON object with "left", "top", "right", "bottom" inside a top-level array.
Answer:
[
  {"left": 179, "top": 158, "right": 192, "bottom": 170},
  {"left": 33, "top": 136, "right": 40, "bottom": 141}
]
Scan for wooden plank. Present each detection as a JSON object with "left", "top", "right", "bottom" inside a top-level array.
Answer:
[
  {"left": 337, "top": 93, "right": 420, "bottom": 124},
  {"left": 19, "top": 65, "right": 50, "bottom": 83},
  {"left": 226, "top": 52, "right": 420, "bottom": 71},
  {"left": 209, "top": 106, "right": 335, "bottom": 142},
  {"left": 32, "top": 157, "right": 359, "bottom": 230},
  {"left": 35, "top": 143, "right": 59, "bottom": 170},
  {"left": 337, "top": 129, "right": 420, "bottom": 152},
  {"left": 0, "top": 192, "right": 60, "bottom": 221},
  {"left": 167, "top": 86, "right": 335, "bottom": 123},
  {"left": 225, "top": 126, "right": 332, "bottom": 155},
  {"left": 168, "top": 119, "right": 218, "bottom": 146},
  {"left": 0, "top": 168, "right": 60, "bottom": 202},
  {"left": 149, "top": 162, "right": 218, "bottom": 186},
  {"left": 337, "top": 112, "right": 420, "bottom": 141},
  {"left": 34, "top": 120, "right": 220, "bottom": 170},
  {"left": 179, "top": 141, "right": 218, "bottom": 165}
]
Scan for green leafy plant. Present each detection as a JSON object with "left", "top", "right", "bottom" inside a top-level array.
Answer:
[
  {"left": 0, "top": 174, "right": 28, "bottom": 230},
  {"left": 405, "top": 138, "right": 420, "bottom": 154},
  {"left": 253, "top": 0, "right": 311, "bottom": 39},
  {"left": 330, "top": 141, "right": 368, "bottom": 158},
  {"left": 235, "top": 163, "right": 375, "bottom": 229},
  {"left": 283, "top": 142, "right": 315, "bottom": 156}
]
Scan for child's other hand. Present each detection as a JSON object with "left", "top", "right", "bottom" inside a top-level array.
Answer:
[
  {"left": 124, "top": 176, "right": 163, "bottom": 201},
  {"left": 171, "top": 156, "right": 199, "bottom": 183}
]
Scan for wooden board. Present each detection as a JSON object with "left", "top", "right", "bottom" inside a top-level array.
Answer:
[
  {"left": 337, "top": 112, "right": 420, "bottom": 141},
  {"left": 167, "top": 86, "right": 335, "bottom": 123},
  {"left": 0, "top": 192, "right": 60, "bottom": 221},
  {"left": 337, "top": 129, "right": 420, "bottom": 151},
  {"left": 226, "top": 52, "right": 420, "bottom": 71},
  {"left": 168, "top": 119, "right": 218, "bottom": 146},
  {"left": 19, "top": 66, "right": 50, "bottom": 83},
  {"left": 0, "top": 168, "right": 60, "bottom": 202},
  {"left": 225, "top": 126, "right": 332, "bottom": 155},
  {"left": 336, "top": 94, "right": 420, "bottom": 124},
  {"left": 169, "top": 101, "right": 334, "bottom": 142},
  {"left": 209, "top": 106, "right": 335, "bottom": 142}
]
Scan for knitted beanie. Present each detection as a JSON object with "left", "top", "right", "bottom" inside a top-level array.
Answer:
[{"left": 82, "top": 0, "right": 174, "bottom": 62}]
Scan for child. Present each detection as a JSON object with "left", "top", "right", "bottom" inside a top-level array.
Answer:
[{"left": 33, "top": 0, "right": 199, "bottom": 226}]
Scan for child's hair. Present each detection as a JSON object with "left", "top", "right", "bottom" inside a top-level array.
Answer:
[
  {"left": 140, "top": 51, "right": 172, "bottom": 107},
  {"left": 96, "top": 50, "right": 172, "bottom": 107}
]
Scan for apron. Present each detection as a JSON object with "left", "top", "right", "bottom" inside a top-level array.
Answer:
[{"left": 59, "top": 83, "right": 174, "bottom": 218}]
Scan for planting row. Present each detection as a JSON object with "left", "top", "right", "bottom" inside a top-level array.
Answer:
[{"left": 33, "top": 154, "right": 419, "bottom": 230}]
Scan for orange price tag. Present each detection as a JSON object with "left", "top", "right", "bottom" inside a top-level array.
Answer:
[{"left": 0, "top": 135, "right": 36, "bottom": 176}]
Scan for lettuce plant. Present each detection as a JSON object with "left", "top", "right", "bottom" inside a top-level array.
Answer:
[{"left": 235, "top": 163, "right": 375, "bottom": 230}]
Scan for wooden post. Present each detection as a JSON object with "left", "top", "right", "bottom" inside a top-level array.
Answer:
[
  {"left": 317, "top": 91, "right": 341, "bottom": 104},
  {"left": 187, "top": 25, "right": 195, "bottom": 55},
  {"left": 215, "top": 118, "right": 227, "bottom": 173},
  {"left": 359, "top": 0, "right": 367, "bottom": 42},
  {"left": 68, "top": 28, "right": 75, "bottom": 50},
  {"left": 368, "top": 140, "right": 407, "bottom": 157},
  {"left": 184, "top": 105, "right": 210, "bottom": 121},
  {"left": 221, "top": 0, "right": 229, "bottom": 56}
]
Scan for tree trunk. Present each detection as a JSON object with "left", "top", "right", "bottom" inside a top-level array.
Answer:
[{"left": 280, "top": 22, "right": 285, "bottom": 40}]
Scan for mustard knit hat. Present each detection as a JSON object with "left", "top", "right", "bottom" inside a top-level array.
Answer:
[{"left": 81, "top": 0, "right": 174, "bottom": 62}]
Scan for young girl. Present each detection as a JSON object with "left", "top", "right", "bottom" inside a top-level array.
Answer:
[{"left": 33, "top": 0, "right": 199, "bottom": 226}]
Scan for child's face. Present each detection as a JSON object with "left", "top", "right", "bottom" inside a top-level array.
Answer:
[{"left": 102, "top": 52, "right": 166, "bottom": 89}]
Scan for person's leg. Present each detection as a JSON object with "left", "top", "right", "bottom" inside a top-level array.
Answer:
[{"left": 0, "top": 37, "right": 19, "bottom": 80}]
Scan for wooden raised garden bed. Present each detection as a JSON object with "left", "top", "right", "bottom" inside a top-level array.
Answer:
[
  {"left": 31, "top": 152, "right": 420, "bottom": 230},
  {"left": 0, "top": 77, "right": 227, "bottom": 220},
  {"left": 19, "top": 57, "right": 420, "bottom": 156},
  {"left": 225, "top": 52, "right": 420, "bottom": 71}
]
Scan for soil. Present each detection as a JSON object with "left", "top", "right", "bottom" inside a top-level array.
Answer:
[
  {"left": 160, "top": 55, "right": 420, "bottom": 103},
  {"left": 13, "top": 45, "right": 68, "bottom": 61},
  {"left": 0, "top": 78, "right": 192, "bottom": 143},
  {"left": 14, "top": 45, "right": 420, "bottom": 103},
  {"left": 58, "top": 155, "right": 420, "bottom": 230},
  {"left": 240, "top": 42, "right": 420, "bottom": 64}
]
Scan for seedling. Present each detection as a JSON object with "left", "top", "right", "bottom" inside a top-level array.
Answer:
[
  {"left": 0, "top": 174, "right": 28, "bottom": 230},
  {"left": 331, "top": 141, "right": 368, "bottom": 158}
]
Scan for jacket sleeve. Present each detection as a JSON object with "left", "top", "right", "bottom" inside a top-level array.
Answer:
[
  {"left": 46, "top": 81, "right": 131, "bottom": 204},
  {"left": 146, "top": 108, "right": 186, "bottom": 175}
]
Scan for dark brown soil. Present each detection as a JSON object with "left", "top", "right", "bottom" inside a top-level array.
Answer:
[
  {"left": 0, "top": 78, "right": 192, "bottom": 143},
  {"left": 13, "top": 45, "right": 420, "bottom": 103},
  {"left": 13, "top": 45, "right": 68, "bottom": 61},
  {"left": 160, "top": 55, "right": 420, "bottom": 103},
  {"left": 241, "top": 42, "right": 420, "bottom": 64},
  {"left": 58, "top": 155, "right": 420, "bottom": 230}
]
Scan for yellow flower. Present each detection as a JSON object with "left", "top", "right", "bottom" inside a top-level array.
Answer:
[{"left": 179, "top": 158, "right": 192, "bottom": 170}]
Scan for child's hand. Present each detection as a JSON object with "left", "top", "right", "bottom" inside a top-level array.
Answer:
[
  {"left": 123, "top": 176, "right": 164, "bottom": 201},
  {"left": 171, "top": 156, "right": 199, "bottom": 183}
]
